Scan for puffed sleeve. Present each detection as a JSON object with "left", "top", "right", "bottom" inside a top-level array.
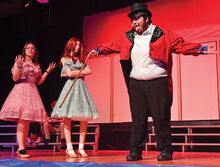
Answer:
[{"left": 60, "top": 61, "right": 72, "bottom": 77}]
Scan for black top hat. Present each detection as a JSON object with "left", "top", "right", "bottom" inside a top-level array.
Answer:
[{"left": 128, "top": 2, "right": 152, "bottom": 18}]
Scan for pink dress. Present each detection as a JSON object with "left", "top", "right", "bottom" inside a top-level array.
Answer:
[{"left": 0, "top": 62, "right": 47, "bottom": 122}]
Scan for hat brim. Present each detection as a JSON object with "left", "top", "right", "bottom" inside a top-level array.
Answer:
[{"left": 128, "top": 10, "right": 152, "bottom": 18}]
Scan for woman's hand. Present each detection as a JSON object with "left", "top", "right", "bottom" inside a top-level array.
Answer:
[
  {"left": 15, "top": 55, "right": 24, "bottom": 67},
  {"left": 37, "top": 62, "right": 57, "bottom": 85},
  {"left": 46, "top": 62, "right": 57, "bottom": 73}
]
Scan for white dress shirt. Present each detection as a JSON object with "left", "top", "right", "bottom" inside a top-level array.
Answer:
[{"left": 130, "top": 24, "right": 167, "bottom": 80}]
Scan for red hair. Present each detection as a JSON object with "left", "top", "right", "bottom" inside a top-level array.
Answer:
[{"left": 59, "top": 38, "right": 86, "bottom": 67}]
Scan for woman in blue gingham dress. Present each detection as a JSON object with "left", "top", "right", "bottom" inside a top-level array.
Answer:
[{"left": 51, "top": 38, "right": 99, "bottom": 158}]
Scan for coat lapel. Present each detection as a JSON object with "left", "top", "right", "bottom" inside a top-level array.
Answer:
[
  {"left": 125, "top": 29, "right": 135, "bottom": 43},
  {"left": 150, "top": 26, "right": 164, "bottom": 42}
]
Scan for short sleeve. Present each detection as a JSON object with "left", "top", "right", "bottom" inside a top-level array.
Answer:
[{"left": 60, "top": 61, "right": 72, "bottom": 77}]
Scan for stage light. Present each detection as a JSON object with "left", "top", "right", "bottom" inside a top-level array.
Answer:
[{"left": 36, "top": 0, "right": 48, "bottom": 3}]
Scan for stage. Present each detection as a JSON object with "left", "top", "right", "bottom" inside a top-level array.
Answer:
[{"left": 0, "top": 150, "right": 220, "bottom": 166}]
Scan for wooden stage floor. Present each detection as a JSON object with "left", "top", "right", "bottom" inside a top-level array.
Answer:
[{"left": 0, "top": 150, "right": 220, "bottom": 166}]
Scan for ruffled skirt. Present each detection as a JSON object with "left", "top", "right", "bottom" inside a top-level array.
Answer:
[
  {"left": 51, "top": 78, "right": 99, "bottom": 121},
  {"left": 0, "top": 82, "right": 47, "bottom": 122}
]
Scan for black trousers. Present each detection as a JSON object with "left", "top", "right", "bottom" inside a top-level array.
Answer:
[{"left": 128, "top": 77, "right": 173, "bottom": 153}]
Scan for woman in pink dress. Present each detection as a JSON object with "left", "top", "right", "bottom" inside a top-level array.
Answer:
[{"left": 0, "top": 42, "right": 56, "bottom": 158}]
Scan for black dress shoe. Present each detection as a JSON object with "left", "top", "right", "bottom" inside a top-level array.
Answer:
[
  {"left": 126, "top": 151, "right": 142, "bottom": 161},
  {"left": 157, "top": 151, "right": 173, "bottom": 161}
]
